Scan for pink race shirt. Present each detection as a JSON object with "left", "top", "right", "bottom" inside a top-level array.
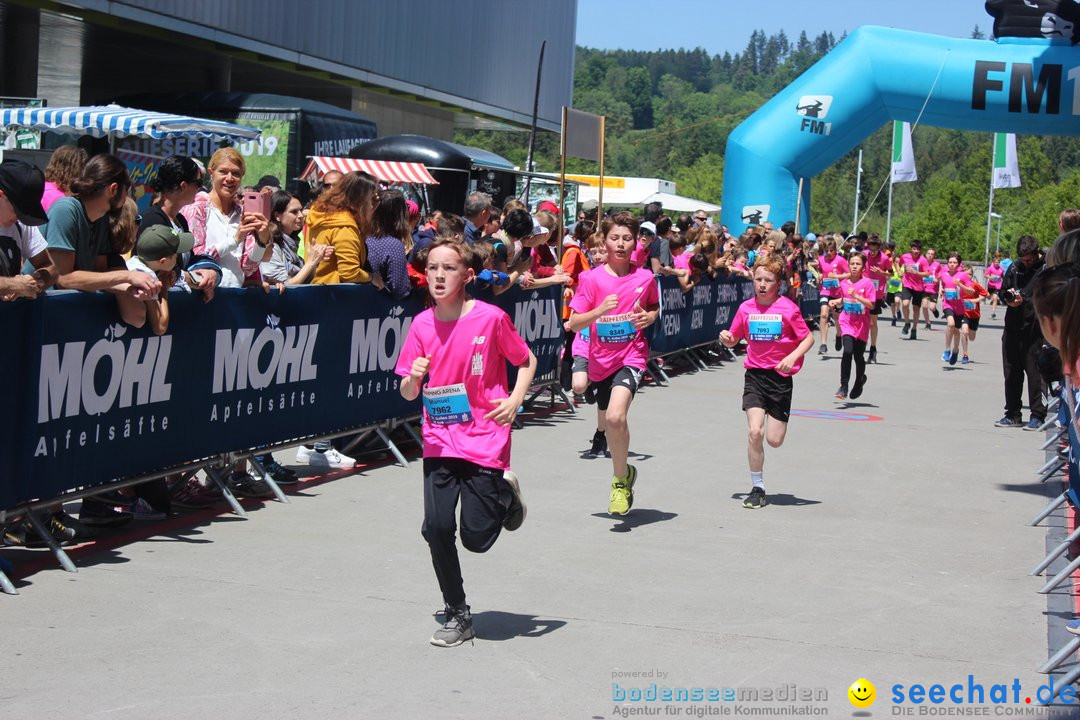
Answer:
[
  {"left": 922, "top": 261, "right": 942, "bottom": 293},
  {"left": 901, "top": 253, "right": 929, "bottom": 290},
  {"left": 728, "top": 295, "right": 811, "bottom": 377},
  {"left": 673, "top": 253, "right": 691, "bottom": 271},
  {"left": 864, "top": 252, "right": 893, "bottom": 300},
  {"left": 817, "top": 254, "right": 849, "bottom": 298},
  {"left": 570, "top": 267, "right": 597, "bottom": 358},
  {"left": 985, "top": 263, "right": 1003, "bottom": 289},
  {"left": 395, "top": 300, "right": 530, "bottom": 470},
  {"left": 569, "top": 265, "right": 659, "bottom": 382},
  {"left": 837, "top": 278, "right": 875, "bottom": 342},
  {"left": 630, "top": 241, "right": 650, "bottom": 269},
  {"left": 939, "top": 269, "right": 970, "bottom": 314}
]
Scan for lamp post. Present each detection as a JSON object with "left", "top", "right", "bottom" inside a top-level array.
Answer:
[{"left": 990, "top": 212, "right": 1002, "bottom": 256}]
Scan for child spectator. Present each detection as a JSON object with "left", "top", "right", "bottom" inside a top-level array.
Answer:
[
  {"left": 395, "top": 237, "right": 537, "bottom": 647},
  {"left": 568, "top": 211, "right": 660, "bottom": 516},
  {"left": 260, "top": 189, "right": 330, "bottom": 291},
  {"left": 1032, "top": 262, "right": 1080, "bottom": 383},
  {"left": 366, "top": 188, "right": 413, "bottom": 299},
  {"left": 720, "top": 254, "right": 814, "bottom": 509},
  {"left": 127, "top": 222, "right": 193, "bottom": 336}
]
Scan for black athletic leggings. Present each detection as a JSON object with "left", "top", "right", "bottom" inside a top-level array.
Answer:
[{"left": 840, "top": 335, "right": 867, "bottom": 386}]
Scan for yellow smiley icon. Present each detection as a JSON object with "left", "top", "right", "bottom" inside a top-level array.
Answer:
[{"left": 848, "top": 678, "right": 876, "bottom": 708}]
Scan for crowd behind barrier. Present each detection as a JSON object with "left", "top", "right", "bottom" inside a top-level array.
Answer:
[{"left": 0, "top": 274, "right": 751, "bottom": 517}]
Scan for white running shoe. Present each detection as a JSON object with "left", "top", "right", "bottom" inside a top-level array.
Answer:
[{"left": 295, "top": 446, "right": 356, "bottom": 468}]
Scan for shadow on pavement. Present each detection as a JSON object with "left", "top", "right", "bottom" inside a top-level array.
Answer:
[
  {"left": 996, "top": 482, "right": 1057, "bottom": 497},
  {"left": 470, "top": 610, "right": 568, "bottom": 641},
  {"left": 730, "top": 492, "right": 821, "bottom": 507},
  {"left": 591, "top": 509, "right": 678, "bottom": 532}
]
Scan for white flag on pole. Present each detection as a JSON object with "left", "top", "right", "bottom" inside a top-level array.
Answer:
[
  {"left": 992, "top": 133, "right": 1021, "bottom": 189},
  {"left": 891, "top": 121, "right": 918, "bottom": 184}
]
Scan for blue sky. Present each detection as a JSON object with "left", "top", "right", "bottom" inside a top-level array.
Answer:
[{"left": 576, "top": 0, "right": 991, "bottom": 54}]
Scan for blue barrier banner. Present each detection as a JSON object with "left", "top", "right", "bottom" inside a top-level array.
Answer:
[
  {"left": 650, "top": 274, "right": 753, "bottom": 355},
  {"left": 5, "top": 283, "right": 567, "bottom": 509},
  {"left": 475, "top": 285, "right": 565, "bottom": 381},
  {"left": 800, "top": 278, "right": 820, "bottom": 320}
]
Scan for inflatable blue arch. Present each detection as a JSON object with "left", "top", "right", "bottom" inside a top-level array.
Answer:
[{"left": 720, "top": 0, "right": 1080, "bottom": 235}]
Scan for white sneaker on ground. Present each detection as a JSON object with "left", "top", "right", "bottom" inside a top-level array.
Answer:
[{"left": 295, "top": 446, "right": 355, "bottom": 468}]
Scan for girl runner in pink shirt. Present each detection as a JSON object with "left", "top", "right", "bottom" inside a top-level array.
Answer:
[
  {"left": 938, "top": 252, "right": 975, "bottom": 366},
  {"left": 985, "top": 254, "right": 1004, "bottom": 318},
  {"left": 828, "top": 253, "right": 876, "bottom": 399},
  {"left": 719, "top": 254, "right": 815, "bottom": 509},
  {"left": 812, "top": 237, "right": 849, "bottom": 356},
  {"left": 569, "top": 212, "right": 660, "bottom": 516},
  {"left": 396, "top": 237, "right": 538, "bottom": 648}
]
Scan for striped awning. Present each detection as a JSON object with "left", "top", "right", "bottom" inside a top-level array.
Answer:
[
  {"left": 300, "top": 156, "right": 439, "bottom": 185},
  {"left": 0, "top": 104, "right": 261, "bottom": 143}
]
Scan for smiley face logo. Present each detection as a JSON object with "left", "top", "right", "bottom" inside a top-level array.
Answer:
[{"left": 848, "top": 679, "right": 876, "bottom": 708}]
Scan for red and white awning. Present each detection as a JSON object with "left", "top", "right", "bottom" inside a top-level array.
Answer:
[{"left": 300, "top": 156, "right": 439, "bottom": 185}]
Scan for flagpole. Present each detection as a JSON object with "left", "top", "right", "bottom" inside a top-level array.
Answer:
[
  {"left": 794, "top": 177, "right": 804, "bottom": 232},
  {"left": 886, "top": 180, "right": 894, "bottom": 245},
  {"left": 851, "top": 149, "right": 863, "bottom": 235},
  {"left": 984, "top": 134, "right": 997, "bottom": 269},
  {"left": 559, "top": 106, "right": 567, "bottom": 246}
]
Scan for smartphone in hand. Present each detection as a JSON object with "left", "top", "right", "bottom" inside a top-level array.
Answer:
[{"left": 243, "top": 190, "right": 270, "bottom": 218}]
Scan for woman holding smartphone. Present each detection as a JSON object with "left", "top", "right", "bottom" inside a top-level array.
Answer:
[{"left": 180, "top": 147, "right": 272, "bottom": 288}]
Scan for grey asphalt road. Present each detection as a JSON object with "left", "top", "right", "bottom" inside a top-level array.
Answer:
[{"left": 1, "top": 319, "right": 1066, "bottom": 719}]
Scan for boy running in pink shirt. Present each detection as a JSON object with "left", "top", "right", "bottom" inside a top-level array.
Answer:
[
  {"left": 862, "top": 234, "right": 892, "bottom": 363},
  {"left": 828, "top": 253, "right": 876, "bottom": 399},
  {"left": 396, "top": 238, "right": 538, "bottom": 648},
  {"left": 899, "top": 240, "right": 931, "bottom": 340},
  {"left": 569, "top": 212, "right": 660, "bottom": 515},
  {"left": 719, "top": 255, "right": 815, "bottom": 509}
]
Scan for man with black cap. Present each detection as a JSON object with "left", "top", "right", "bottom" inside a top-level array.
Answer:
[{"left": 0, "top": 158, "right": 56, "bottom": 300}]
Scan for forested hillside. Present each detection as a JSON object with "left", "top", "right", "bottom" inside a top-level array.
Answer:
[{"left": 455, "top": 28, "right": 1080, "bottom": 260}]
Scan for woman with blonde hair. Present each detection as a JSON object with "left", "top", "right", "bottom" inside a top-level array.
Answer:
[
  {"left": 309, "top": 170, "right": 379, "bottom": 285},
  {"left": 180, "top": 147, "right": 271, "bottom": 288}
]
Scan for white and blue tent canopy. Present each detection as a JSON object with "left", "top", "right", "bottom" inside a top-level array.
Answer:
[{"left": 0, "top": 104, "right": 260, "bottom": 143}]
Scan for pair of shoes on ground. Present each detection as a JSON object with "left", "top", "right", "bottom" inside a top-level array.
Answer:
[
  {"left": 609, "top": 465, "right": 637, "bottom": 515},
  {"left": 258, "top": 459, "right": 299, "bottom": 486},
  {"left": 295, "top": 446, "right": 355, "bottom": 469},
  {"left": 3, "top": 511, "right": 99, "bottom": 547},
  {"left": 994, "top": 416, "right": 1044, "bottom": 430}
]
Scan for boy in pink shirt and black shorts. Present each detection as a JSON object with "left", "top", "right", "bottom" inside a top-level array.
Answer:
[
  {"left": 720, "top": 254, "right": 815, "bottom": 509},
  {"left": 569, "top": 212, "right": 660, "bottom": 516},
  {"left": 396, "top": 237, "right": 538, "bottom": 648}
]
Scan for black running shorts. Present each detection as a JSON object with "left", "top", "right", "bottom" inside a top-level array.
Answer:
[
  {"left": 593, "top": 366, "right": 644, "bottom": 411},
  {"left": 742, "top": 368, "right": 793, "bottom": 423},
  {"left": 900, "top": 287, "right": 925, "bottom": 305}
]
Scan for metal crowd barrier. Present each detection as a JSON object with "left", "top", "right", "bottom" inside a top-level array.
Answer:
[{"left": 1029, "top": 381, "right": 1080, "bottom": 700}]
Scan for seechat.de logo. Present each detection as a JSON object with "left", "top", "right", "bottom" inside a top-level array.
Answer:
[{"left": 848, "top": 678, "right": 876, "bottom": 709}]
